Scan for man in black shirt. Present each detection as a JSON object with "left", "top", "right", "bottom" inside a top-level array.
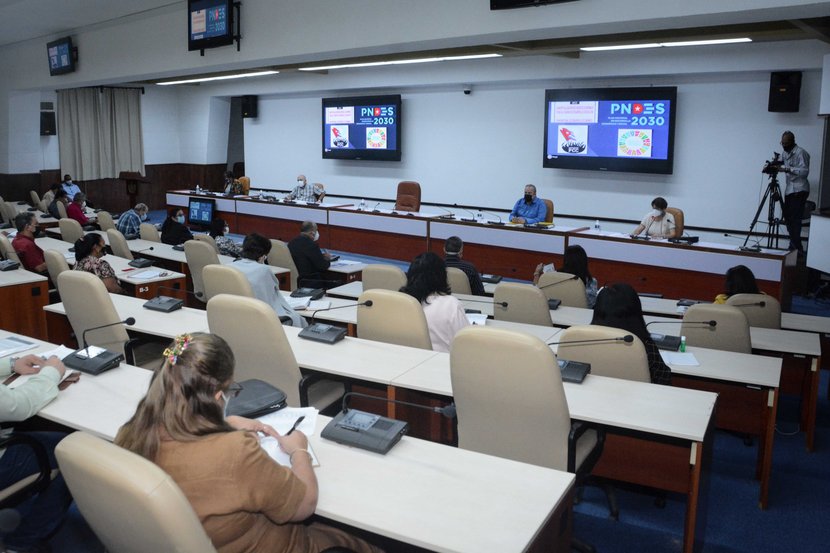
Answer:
[
  {"left": 444, "top": 236, "right": 485, "bottom": 296},
  {"left": 287, "top": 220, "right": 331, "bottom": 286}
]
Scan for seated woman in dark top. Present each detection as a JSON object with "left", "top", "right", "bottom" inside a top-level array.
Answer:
[
  {"left": 590, "top": 282, "right": 671, "bottom": 385},
  {"left": 714, "top": 264, "right": 760, "bottom": 304},
  {"left": 160, "top": 207, "right": 194, "bottom": 245},
  {"left": 73, "top": 234, "right": 124, "bottom": 294}
]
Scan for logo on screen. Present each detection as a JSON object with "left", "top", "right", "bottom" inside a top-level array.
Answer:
[
  {"left": 360, "top": 106, "right": 395, "bottom": 117},
  {"left": 557, "top": 125, "right": 587, "bottom": 155},
  {"left": 610, "top": 102, "right": 666, "bottom": 116}
]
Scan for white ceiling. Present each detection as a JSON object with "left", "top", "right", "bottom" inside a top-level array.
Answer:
[{"left": 0, "top": 0, "right": 177, "bottom": 48}]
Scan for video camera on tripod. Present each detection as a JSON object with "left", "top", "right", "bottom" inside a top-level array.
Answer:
[{"left": 762, "top": 152, "right": 783, "bottom": 175}]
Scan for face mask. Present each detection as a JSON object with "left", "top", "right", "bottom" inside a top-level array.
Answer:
[
  {"left": 176, "top": 215, "right": 185, "bottom": 224},
  {"left": 140, "top": 214, "right": 148, "bottom": 221},
  {"left": 298, "top": 180, "right": 305, "bottom": 186},
  {"left": 782, "top": 144, "right": 794, "bottom": 153},
  {"left": 224, "top": 227, "right": 230, "bottom": 234},
  {"left": 221, "top": 392, "right": 230, "bottom": 419},
  {"left": 524, "top": 194, "right": 533, "bottom": 203},
  {"left": 313, "top": 231, "right": 320, "bottom": 241},
  {"left": 651, "top": 209, "right": 664, "bottom": 218},
  {"left": 81, "top": 201, "right": 87, "bottom": 209}
]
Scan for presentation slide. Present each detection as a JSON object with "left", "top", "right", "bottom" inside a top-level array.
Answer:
[
  {"left": 324, "top": 103, "right": 397, "bottom": 152},
  {"left": 190, "top": 3, "right": 228, "bottom": 40}
]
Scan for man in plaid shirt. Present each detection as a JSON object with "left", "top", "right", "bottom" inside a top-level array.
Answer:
[
  {"left": 285, "top": 174, "right": 325, "bottom": 203},
  {"left": 115, "top": 203, "right": 149, "bottom": 239}
]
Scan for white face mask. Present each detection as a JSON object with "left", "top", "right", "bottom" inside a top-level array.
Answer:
[
  {"left": 651, "top": 209, "right": 664, "bottom": 218},
  {"left": 298, "top": 180, "right": 305, "bottom": 186},
  {"left": 313, "top": 230, "right": 320, "bottom": 241},
  {"left": 224, "top": 227, "right": 230, "bottom": 234},
  {"left": 81, "top": 201, "right": 87, "bottom": 209}
]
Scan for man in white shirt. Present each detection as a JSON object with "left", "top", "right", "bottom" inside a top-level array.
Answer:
[
  {"left": 0, "top": 354, "right": 72, "bottom": 552},
  {"left": 285, "top": 175, "right": 325, "bottom": 203}
]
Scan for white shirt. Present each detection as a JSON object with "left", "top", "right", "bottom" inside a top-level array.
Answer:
[
  {"left": 231, "top": 259, "right": 308, "bottom": 328},
  {"left": 639, "top": 211, "right": 676, "bottom": 238},
  {"left": 422, "top": 294, "right": 470, "bottom": 353}
]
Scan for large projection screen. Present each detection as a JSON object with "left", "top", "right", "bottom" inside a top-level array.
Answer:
[{"left": 806, "top": 214, "right": 830, "bottom": 274}]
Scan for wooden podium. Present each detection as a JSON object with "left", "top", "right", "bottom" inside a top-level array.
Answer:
[{"left": 119, "top": 171, "right": 150, "bottom": 207}]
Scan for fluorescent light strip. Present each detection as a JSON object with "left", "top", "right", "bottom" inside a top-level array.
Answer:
[
  {"left": 157, "top": 70, "right": 278, "bottom": 86},
  {"left": 581, "top": 37, "right": 751, "bottom": 52},
  {"left": 299, "top": 53, "right": 501, "bottom": 72}
]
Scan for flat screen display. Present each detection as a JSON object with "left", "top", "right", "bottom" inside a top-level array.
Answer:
[
  {"left": 188, "top": 197, "right": 215, "bottom": 227},
  {"left": 543, "top": 87, "right": 677, "bottom": 174},
  {"left": 47, "top": 37, "right": 75, "bottom": 76},
  {"left": 188, "top": 0, "right": 234, "bottom": 51},
  {"left": 322, "top": 95, "right": 402, "bottom": 161}
]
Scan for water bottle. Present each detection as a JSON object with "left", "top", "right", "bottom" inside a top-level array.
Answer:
[
  {"left": 359, "top": 199, "right": 366, "bottom": 211},
  {"left": 476, "top": 210, "right": 484, "bottom": 223},
  {"left": 679, "top": 335, "right": 686, "bottom": 353},
  {"left": 594, "top": 219, "right": 601, "bottom": 232},
  {"left": 195, "top": 184, "right": 201, "bottom": 193}
]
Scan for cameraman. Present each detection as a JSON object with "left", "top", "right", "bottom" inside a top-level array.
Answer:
[{"left": 780, "top": 130, "right": 810, "bottom": 253}]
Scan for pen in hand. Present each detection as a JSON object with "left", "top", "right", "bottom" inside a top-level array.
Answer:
[{"left": 286, "top": 416, "right": 305, "bottom": 436}]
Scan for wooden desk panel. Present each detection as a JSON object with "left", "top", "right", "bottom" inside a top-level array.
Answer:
[{"left": 0, "top": 279, "right": 47, "bottom": 340}]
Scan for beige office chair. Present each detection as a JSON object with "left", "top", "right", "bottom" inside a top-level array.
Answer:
[
  {"left": 194, "top": 233, "right": 219, "bottom": 254},
  {"left": 357, "top": 289, "right": 432, "bottom": 350},
  {"left": 55, "top": 432, "right": 217, "bottom": 553},
  {"left": 237, "top": 176, "right": 251, "bottom": 195},
  {"left": 38, "top": 199, "right": 49, "bottom": 213},
  {"left": 207, "top": 294, "right": 344, "bottom": 409},
  {"left": 57, "top": 271, "right": 129, "bottom": 355},
  {"left": 44, "top": 249, "right": 70, "bottom": 293},
  {"left": 96, "top": 210, "right": 116, "bottom": 232},
  {"left": 726, "top": 293, "right": 781, "bottom": 329},
  {"left": 447, "top": 267, "right": 471, "bottom": 295},
  {"left": 140, "top": 223, "right": 161, "bottom": 242},
  {"left": 362, "top": 264, "right": 407, "bottom": 291},
  {"left": 681, "top": 303, "right": 751, "bottom": 354},
  {"left": 2, "top": 201, "right": 18, "bottom": 225},
  {"left": 665, "top": 207, "right": 684, "bottom": 238},
  {"left": 537, "top": 272, "right": 587, "bottom": 308},
  {"left": 493, "top": 282, "right": 552, "bottom": 326},
  {"left": 268, "top": 239, "right": 299, "bottom": 291},
  {"left": 542, "top": 198, "right": 554, "bottom": 223},
  {"left": 202, "top": 264, "right": 253, "bottom": 301},
  {"left": 107, "top": 228, "right": 134, "bottom": 260},
  {"left": 58, "top": 218, "right": 84, "bottom": 245},
  {"left": 558, "top": 325, "right": 650, "bottom": 382},
  {"left": 184, "top": 240, "right": 220, "bottom": 303},
  {"left": 312, "top": 182, "right": 326, "bottom": 202},
  {"left": 29, "top": 190, "right": 40, "bottom": 208},
  {"left": 55, "top": 200, "right": 68, "bottom": 219},
  {"left": 394, "top": 181, "right": 421, "bottom": 212},
  {"left": 0, "top": 234, "right": 20, "bottom": 263},
  {"left": 451, "top": 326, "right": 604, "bottom": 533}
]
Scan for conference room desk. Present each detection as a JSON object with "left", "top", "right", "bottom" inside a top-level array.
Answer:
[
  {"left": 0, "top": 268, "right": 47, "bottom": 339},
  {"left": 392, "top": 355, "right": 716, "bottom": 553},
  {"left": 569, "top": 230, "right": 796, "bottom": 309},
  {"left": 326, "top": 277, "right": 496, "bottom": 300},
  {"left": 1, "top": 330, "right": 575, "bottom": 553},
  {"left": 35, "top": 236, "right": 188, "bottom": 300}
]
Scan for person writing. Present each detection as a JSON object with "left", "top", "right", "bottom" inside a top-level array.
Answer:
[
  {"left": 287, "top": 221, "right": 331, "bottom": 287},
  {"left": 73, "top": 234, "right": 124, "bottom": 294},
  {"left": 443, "top": 236, "right": 485, "bottom": 296},
  {"left": 1, "top": 354, "right": 73, "bottom": 553},
  {"left": 509, "top": 184, "right": 545, "bottom": 224},
  {"left": 11, "top": 212, "right": 47, "bottom": 274},
  {"left": 401, "top": 252, "right": 470, "bottom": 353},
  {"left": 714, "top": 264, "right": 761, "bottom": 304},
  {"left": 115, "top": 202, "right": 149, "bottom": 239},
  {"left": 285, "top": 175, "right": 324, "bottom": 203},
  {"left": 160, "top": 207, "right": 194, "bottom": 245},
  {"left": 115, "top": 332, "right": 382, "bottom": 553},
  {"left": 590, "top": 282, "right": 671, "bottom": 385},
  {"left": 630, "top": 196, "right": 676, "bottom": 239},
  {"left": 233, "top": 233, "right": 307, "bottom": 327},
  {"left": 779, "top": 130, "right": 810, "bottom": 253}
]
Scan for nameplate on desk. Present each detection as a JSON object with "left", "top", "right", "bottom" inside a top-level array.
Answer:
[
  {"left": 321, "top": 410, "right": 408, "bottom": 455},
  {"left": 143, "top": 296, "right": 184, "bottom": 313}
]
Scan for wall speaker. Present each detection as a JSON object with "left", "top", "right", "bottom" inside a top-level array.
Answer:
[
  {"left": 768, "top": 71, "right": 801, "bottom": 113},
  {"left": 241, "top": 95, "right": 258, "bottom": 118},
  {"left": 40, "top": 111, "right": 56, "bottom": 136}
]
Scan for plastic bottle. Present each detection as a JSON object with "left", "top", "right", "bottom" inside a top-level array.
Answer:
[
  {"left": 195, "top": 184, "right": 201, "bottom": 193},
  {"left": 476, "top": 210, "right": 484, "bottom": 223},
  {"left": 594, "top": 219, "right": 601, "bottom": 231},
  {"left": 359, "top": 199, "right": 366, "bottom": 210},
  {"left": 679, "top": 335, "right": 686, "bottom": 353}
]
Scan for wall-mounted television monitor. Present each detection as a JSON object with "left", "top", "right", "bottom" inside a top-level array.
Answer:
[
  {"left": 188, "top": 197, "right": 215, "bottom": 227},
  {"left": 47, "top": 36, "right": 76, "bottom": 76},
  {"left": 543, "top": 87, "right": 677, "bottom": 174},
  {"left": 322, "top": 95, "right": 402, "bottom": 161},
  {"left": 188, "top": 0, "right": 234, "bottom": 51}
]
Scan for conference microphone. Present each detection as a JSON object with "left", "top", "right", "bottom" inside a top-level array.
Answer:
[
  {"left": 372, "top": 202, "right": 382, "bottom": 212},
  {"left": 728, "top": 301, "right": 766, "bottom": 308},
  {"left": 547, "top": 335, "right": 635, "bottom": 346},
  {"left": 645, "top": 320, "right": 717, "bottom": 328},
  {"left": 454, "top": 203, "right": 477, "bottom": 222},
  {"left": 537, "top": 274, "right": 579, "bottom": 309},
  {"left": 436, "top": 206, "right": 456, "bottom": 219},
  {"left": 645, "top": 320, "right": 715, "bottom": 351},
  {"left": 724, "top": 232, "right": 762, "bottom": 252},
  {"left": 545, "top": 335, "right": 635, "bottom": 382},
  {"left": 480, "top": 209, "right": 505, "bottom": 225},
  {"left": 64, "top": 317, "right": 136, "bottom": 375},
  {"left": 321, "top": 392, "right": 454, "bottom": 454},
  {"left": 128, "top": 246, "right": 155, "bottom": 268},
  {"left": 459, "top": 297, "right": 508, "bottom": 308},
  {"left": 143, "top": 285, "right": 203, "bottom": 312},
  {"left": 299, "top": 300, "right": 373, "bottom": 344}
]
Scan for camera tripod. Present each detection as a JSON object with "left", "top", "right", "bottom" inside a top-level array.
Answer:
[{"left": 742, "top": 172, "right": 785, "bottom": 251}]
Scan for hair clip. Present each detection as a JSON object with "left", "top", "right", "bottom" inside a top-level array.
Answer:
[{"left": 163, "top": 334, "right": 192, "bottom": 365}]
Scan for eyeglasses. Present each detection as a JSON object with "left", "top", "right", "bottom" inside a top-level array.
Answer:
[{"left": 226, "top": 382, "right": 244, "bottom": 398}]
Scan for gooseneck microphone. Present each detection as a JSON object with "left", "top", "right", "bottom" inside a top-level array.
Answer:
[
  {"left": 460, "top": 297, "right": 508, "bottom": 308},
  {"left": 454, "top": 203, "right": 477, "bottom": 222},
  {"left": 80, "top": 317, "right": 136, "bottom": 349},
  {"left": 548, "top": 335, "right": 634, "bottom": 346},
  {"left": 128, "top": 246, "right": 155, "bottom": 268},
  {"left": 309, "top": 299, "right": 373, "bottom": 325},
  {"left": 299, "top": 300, "right": 373, "bottom": 344},
  {"left": 728, "top": 301, "right": 766, "bottom": 308},
  {"left": 372, "top": 202, "right": 381, "bottom": 212},
  {"left": 645, "top": 320, "right": 717, "bottom": 328},
  {"left": 339, "top": 391, "right": 456, "bottom": 418},
  {"left": 436, "top": 206, "right": 456, "bottom": 219},
  {"left": 479, "top": 209, "right": 504, "bottom": 224},
  {"left": 538, "top": 274, "right": 579, "bottom": 291}
]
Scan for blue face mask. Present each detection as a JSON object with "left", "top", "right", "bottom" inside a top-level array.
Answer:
[
  {"left": 140, "top": 214, "right": 148, "bottom": 222},
  {"left": 176, "top": 215, "right": 185, "bottom": 224}
]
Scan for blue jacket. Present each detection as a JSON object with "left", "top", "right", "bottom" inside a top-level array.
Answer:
[{"left": 509, "top": 197, "right": 546, "bottom": 224}]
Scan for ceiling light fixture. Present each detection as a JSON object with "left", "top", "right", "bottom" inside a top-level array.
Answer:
[
  {"left": 581, "top": 37, "right": 751, "bottom": 52},
  {"left": 157, "top": 70, "right": 278, "bottom": 86},
  {"left": 299, "top": 53, "right": 502, "bottom": 72}
]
